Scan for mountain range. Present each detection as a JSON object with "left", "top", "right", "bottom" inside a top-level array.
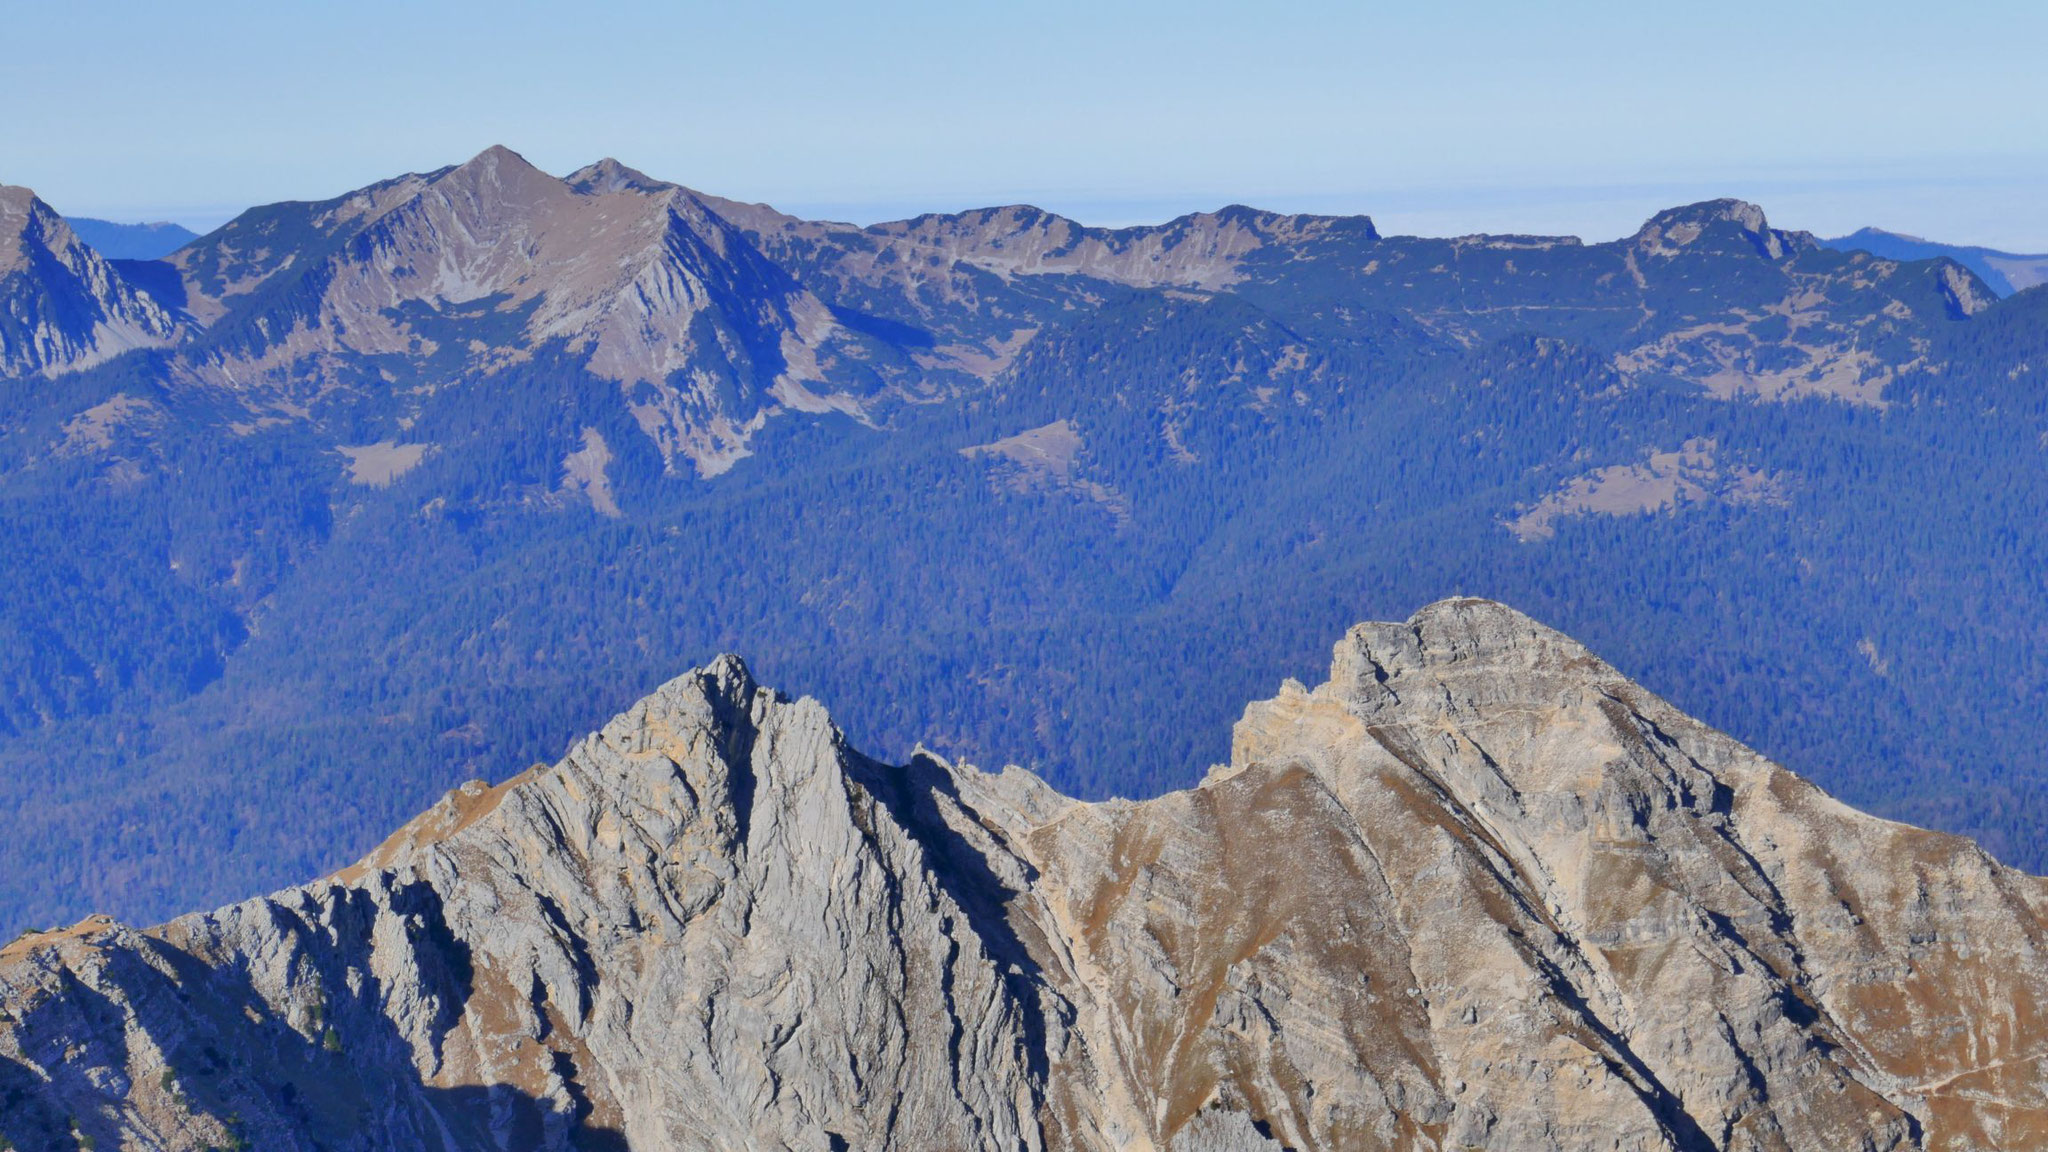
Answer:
[
  {"left": 4, "top": 147, "right": 2048, "bottom": 939},
  {"left": 6, "top": 600, "right": 2047, "bottom": 1151},
  {"left": 61, "top": 218, "right": 200, "bottom": 262},
  {"left": 1823, "top": 227, "right": 2048, "bottom": 297}
]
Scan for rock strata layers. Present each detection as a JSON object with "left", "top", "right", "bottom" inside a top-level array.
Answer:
[{"left": 5, "top": 599, "right": 2046, "bottom": 1150}]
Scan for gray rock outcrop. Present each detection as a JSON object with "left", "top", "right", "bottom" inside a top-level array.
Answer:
[{"left": 5, "top": 599, "right": 2045, "bottom": 1150}]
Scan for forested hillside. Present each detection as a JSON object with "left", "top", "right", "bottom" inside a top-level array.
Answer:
[{"left": 3, "top": 151, "right": 2046, "bottom": 933}]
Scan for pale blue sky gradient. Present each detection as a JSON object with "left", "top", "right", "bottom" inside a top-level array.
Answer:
[{"left": 6, "top": 0, "right": 2046, "bottom": 247}]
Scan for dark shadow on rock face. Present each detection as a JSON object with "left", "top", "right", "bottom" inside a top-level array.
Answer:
[
  {"left": 844, "top": 749, "right": 1056, "bottom": 1087},
  {"left": 701, "top": 661, "right": 764, "bottom": 850},
  {"left": 1527, "top": 958, "right": 1717, "bottom": 1152},
  {"left": 108, "top": 258, "right": 189, "bottom": 311},
  {"left": 2, "top": 914, "right": 629, "bottom": 1151},
  {"left": 383, "top": 877, "right": 478, "bottom": 1065},
  {"left": 0, "top": 1050, "right": 77, "bottom": 1149}
]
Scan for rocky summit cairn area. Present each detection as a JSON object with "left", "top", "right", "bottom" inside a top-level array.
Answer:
[{"left": 5, "top": 598, "right": 2047, "bottom": 1150}]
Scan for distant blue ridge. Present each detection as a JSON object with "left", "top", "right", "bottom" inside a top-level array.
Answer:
[
  {"left": 1822, "top": 227, "right": 2048, "bottom": 297},
  {"left": 65, "top": 217, "right": 200, "bottom": 260}
]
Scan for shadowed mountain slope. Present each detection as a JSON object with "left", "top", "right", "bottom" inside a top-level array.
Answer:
[{"left": 64, "top": 218, "right": 200, "bottom": 262}]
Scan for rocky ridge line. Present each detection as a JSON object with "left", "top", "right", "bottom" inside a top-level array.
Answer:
[{"left": 4, "top": 599, "right": 2046, "bottom": 1150}]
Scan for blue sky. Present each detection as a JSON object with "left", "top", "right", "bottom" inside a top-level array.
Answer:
[{"left": 7, "top": 0, "right": 2046, "bottom": 247}]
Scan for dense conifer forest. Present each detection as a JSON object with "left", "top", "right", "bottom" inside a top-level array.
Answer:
[{"left": 5, "top": 176, "right": 2047, "bottom": 933}]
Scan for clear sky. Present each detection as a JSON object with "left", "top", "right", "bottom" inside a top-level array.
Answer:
[{"left": 6, "top": 0, "right": 2046, "bottom": 248}]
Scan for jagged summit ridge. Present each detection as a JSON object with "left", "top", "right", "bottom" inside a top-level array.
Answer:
[
  {"left": 0, "top": 652, "right": 1054, "bottom": 1148},
  {"left": 5, "top": 598, "right": 2047, "bottom": 1150},
  {"left": 165, "top": 146, "right": 866, "bottom": 475}
]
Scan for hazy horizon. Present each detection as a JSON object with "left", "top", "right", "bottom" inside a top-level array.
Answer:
[
  {"left": 45, "top": 150, "right": 2048, "bottom": 255},
  {"left": 11, "top": 0, "right": 2047, "bottom": 249}
]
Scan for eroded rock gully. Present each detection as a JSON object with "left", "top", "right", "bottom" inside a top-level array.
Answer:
[{"left": 6, "top": 599, "right": 2045, "bottom": 1150}]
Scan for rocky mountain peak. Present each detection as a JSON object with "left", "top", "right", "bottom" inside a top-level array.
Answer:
[
  {"left": 565, "top": 157, "right": 671, "bottom": 196},
  {"left": 1936, "top": 260, "right": 1997, "bottom": 316},
  {"left": 461, "top": 143, "right": 534, "bottom": 170},
  {"left": 0, "top": 183, "right": 79, "bottom": 274},
  {"left": 0, "top": 183, "right": 45, "bottom": 253},
  {"left": 431, "top": 144, "right": 566, "bottom": 213},
  {"left": 156, "top": 148, "right": 869, "bottom": 476},
  {"left": 1631, "top": 197, "right": 1815, "bottom": 260},
  {"left": 8, "top": 598, "right": 2048, "bottom": 1149},
  {"left": 0, "top": 182, "right": 182, "bottom": 376}
]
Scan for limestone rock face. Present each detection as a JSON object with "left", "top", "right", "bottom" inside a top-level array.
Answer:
[{"left": 6, "top": 599, "right": 2047, "bottom": 1150}]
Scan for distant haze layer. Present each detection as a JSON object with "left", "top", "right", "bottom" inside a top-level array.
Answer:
[{"left": 6, "top": 0, "right": 2046, "bottom": 247}]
